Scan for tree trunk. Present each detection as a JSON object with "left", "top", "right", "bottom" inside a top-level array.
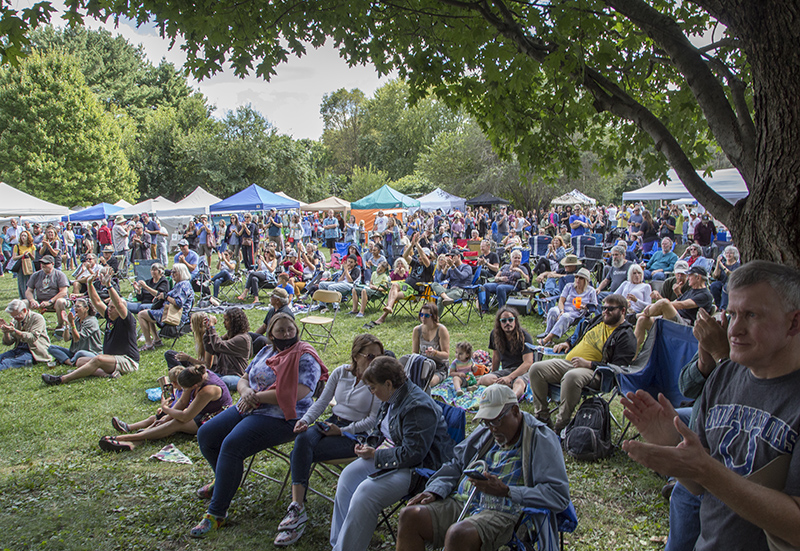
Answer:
[{"left": 712, "top": 1, "right": 800, "bottom": 266}]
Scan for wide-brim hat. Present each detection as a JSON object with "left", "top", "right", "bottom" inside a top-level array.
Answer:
[
  {"left": 114, "top": 215, "right": 126, "bottom": 224},
  {"left": 673, "top": 260, "right": 690, "bottom": 274},
  {"left": 560, "top": 254, "right": 582, "bottom": 267},
  {"left": 575, "top": 268, "right": 592, "bottom": 281}
]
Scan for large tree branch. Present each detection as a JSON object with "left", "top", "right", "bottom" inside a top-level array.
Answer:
[
  {"left": 603, "top": 0, "right": 755, "bottom": 186},
  {"left": 471, "top": 0, "right": 735, "bottom": 224}
]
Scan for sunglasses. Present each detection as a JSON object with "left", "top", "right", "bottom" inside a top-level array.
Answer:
[
  {"left": 601, "top": 306, "right": 621, "bottom": 312},
  {"left": 499, "top": 317, "right": 515, "bottom": 324},
  {"left": 481, "top": 405, "right": 514, "bottom": 428},
  {"left": 358, "top": 352, "right": 378, "bottom": 362},
  {"left": 418, "top": 312, "right": 431, "bottom": 319}
]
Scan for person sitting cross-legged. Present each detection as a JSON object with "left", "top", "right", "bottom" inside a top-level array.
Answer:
[
  {"left": 41, "top": 273, "right": 139, "bottom": 385},
  {"left": 395, "top": 385, "right": 570, "bottom": 551},
  {"left": 24, "top": 254, "right": 69, "bottom": 335},
  {"left": 0, "top": 299, "right": 51, "bottom": 370},
  {"left": 529, "top": 294, "right": 636, "bottom": 433}
]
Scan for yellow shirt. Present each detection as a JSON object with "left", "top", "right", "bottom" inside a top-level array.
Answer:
[{"left": 566, "top": 322, "right": 615, "bottom": 363}]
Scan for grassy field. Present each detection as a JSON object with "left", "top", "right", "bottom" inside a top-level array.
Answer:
[{"left": 0, "top": 268, "right": 669, "bottom": 551}]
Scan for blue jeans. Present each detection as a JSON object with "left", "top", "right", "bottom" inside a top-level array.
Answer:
[
  {"left": 210, "top": 271, "right": 233, "bottom": 297},
  {"left": 483, "top": 282, "right": 515, "bottom": 309},
  {"left": 47, "top": 345, "right": 96, "bottom": 365},
  {"left": 665, "top": 482, "right": 702, "bottom": 551},
  {"left": 0, "top": 348, "right": 33, "bottom": 370},
  {"left": 126, "top": 302, "right": 152, "bottom": 314},
  {"left": 197, "top": 407, "right": 296, "bottom": 518},
  {"left": 220, "top": 375, "right": 240, "bottom": 393},
  {"left": 644, "top": 270, "right": 667, "bottom": 281},
  {"left": 290, "top": 415, "right": 357, "bottom": 489}
]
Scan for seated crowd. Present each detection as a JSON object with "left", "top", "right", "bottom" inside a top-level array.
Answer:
[{"left": 3, "top": 203, "right": 790, "bottom": 551}]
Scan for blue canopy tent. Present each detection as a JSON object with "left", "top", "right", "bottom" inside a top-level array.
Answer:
[
  {"left": 62, "top": 203, "right": 123, "bottom": 222},
  {"left": 209, "top": 184, "right": 300, "bottom": 213}
]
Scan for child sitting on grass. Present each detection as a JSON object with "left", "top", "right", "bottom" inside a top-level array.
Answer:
[{"left": 448, "top": 341, "right": 477, "bottom": 396}]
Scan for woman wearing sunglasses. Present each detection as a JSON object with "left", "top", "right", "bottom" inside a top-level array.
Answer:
[
  {"left": 411, "top": 302, "right": 451, "bottom": 387},
  {"left": 477, "top": 307, "right": 535, "bottom": 399},
  {"left": 274, "top": 334, "right": 385, "bottom": 546}
]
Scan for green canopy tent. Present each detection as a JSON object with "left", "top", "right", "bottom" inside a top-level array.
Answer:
[{"left": 351, "top": 185, "right": 420, "bottom": 230}]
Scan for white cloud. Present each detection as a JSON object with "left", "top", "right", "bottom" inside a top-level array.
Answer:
[{"left": 22, "top": 1, "right": 392, "bottom": 139}]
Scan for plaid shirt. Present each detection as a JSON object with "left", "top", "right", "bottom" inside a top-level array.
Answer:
[{"left": 456, "top": 437, "right": 524, "bottom": 514}]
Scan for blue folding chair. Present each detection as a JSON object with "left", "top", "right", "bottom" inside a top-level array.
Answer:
[
  {"left": 571, "top": 235, "right": 596, "bottom": 258},
  {"left": 440, "top": 265, "right": 485, "bottom": 326},
  {"left": 530, "top": 235, "right": 553, "bottom": 257},
  {"left": 507, "top": 501, "right": 579, "bottom": 551}
]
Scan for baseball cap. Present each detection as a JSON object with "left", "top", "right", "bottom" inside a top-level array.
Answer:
[
  {"left": 272, "top": 287, "right": 289, "bottom": 300},
  {"left": 575, "top": 267, "right": 592, "bottom": 281},
  {"left": 474, "top": 385, "right": 518, "bottom": 421},
  {"left": 102, "top": 245, "right": 114, "bottom": 253},
  {"left": 673, "top": 260, "right": 689, "bottom": 274},
  {"left": 40, "top": 255, "right": 54, "bottom": 265},
  {"left": 178, "top": 239, "right": 189, "bottom": 246},
  {"left": 687, "top": 265, "right": 707, "bottom": 278}
]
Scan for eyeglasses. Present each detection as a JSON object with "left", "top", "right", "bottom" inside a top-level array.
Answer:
[
  {"left": 418, "top": 312, "right": 431, "bottom": 319},
  {"left": 601, "top": 306, "right": 621, "bottom": 312},
  {"left": 499, "top": 317, "right": 515, "bottom": 324},
  {"left": 358, "top": 352, "right": 378, "bottom": 362},
  {"left": 481, "top": 405, "right": 514, "bottom": 427}
]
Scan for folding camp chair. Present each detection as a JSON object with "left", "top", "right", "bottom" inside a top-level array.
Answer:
[
  {"left": 158, "top": 299, "right": 194, "bottom": 347},
  {"left": 530, "top": 235, "right": 553, "bottom": 258},
  {"left": 240, "top": 380, "right": 327, "bottom": 497},
  {"left": 598, "top": 318, "right": 697, "bottom": 444},
  {"left": 440, "top": 265, "right": 484, "bottom": 326},
  {"left": 506, "top": 502, "right": 578, "bottom": 551},
  {"left": 215, "top": 270, "right": 245, "bottom": 301},
  {"left": 398, "top": 353, "right": 437, "bottom": 393},
  {"left": 579, "top": 245, "right": 604, "bottom": 280},
  {"left": 571, "top": 235, "right": 596, "bottom": 258},
  {"left": 297, "top": 290, "right": 341, "bottom": 352}
]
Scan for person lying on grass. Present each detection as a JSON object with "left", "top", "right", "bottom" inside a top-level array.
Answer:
[{"left": 99, "top": 364, "right": 232, "bottom": 452}]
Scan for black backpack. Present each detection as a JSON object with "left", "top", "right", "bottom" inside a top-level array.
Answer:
[{"left": 563, "top": 396, "right": 613, "bottom": 461}]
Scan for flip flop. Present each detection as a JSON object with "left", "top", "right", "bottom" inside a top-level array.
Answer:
[
  {"left": 99, "top": 436, "right": 133, "bottom": 452},
  {"left": 111, "top": 417, "right": 130, "bottom": 434},
  {"left": 362, "top": 321, "right": 376, "bottom": 329}
]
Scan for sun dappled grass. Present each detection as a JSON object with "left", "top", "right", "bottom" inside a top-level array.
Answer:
[{"left": 0, "top": 269, "right": 668, "bottom": 550}]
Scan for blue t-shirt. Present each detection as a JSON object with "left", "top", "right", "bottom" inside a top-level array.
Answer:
[
  {"left": 195, "top": 222, "right": 207, "bottom": 242},
  {"left": 268, "top": 214, "right": 282, "bottom": 237},
  {"left": 569, "top": 214, "right": 587, "bottom": 237},
  {"left": 174, "top": 249, "right": 201, "bottom": 276}
]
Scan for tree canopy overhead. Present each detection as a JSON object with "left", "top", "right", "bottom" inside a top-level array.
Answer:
[{"left": 2, "top": 1, "right": 798, "bottom": 262}]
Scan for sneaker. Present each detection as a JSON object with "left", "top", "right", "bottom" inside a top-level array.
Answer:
[
  {"left": 47, "top": 360, "right": 57, "bottom": 367},
  {"left": 274, "top": 524, "right": 306, "bottom": 547},
  {"left": 42, "top": 373, "right": 62, "bottom": 386},
  {"left": 278, "top": 502, "right": 307, "bottom": 531},
  {"left": 189, "top": 513, "right": 226, "bottom": 538},
  {"left": 196, "top": 482, "right": 215, "bottom": 500},
  {"left": 355, "top": 313, "right": 364, "bottom": 318}
]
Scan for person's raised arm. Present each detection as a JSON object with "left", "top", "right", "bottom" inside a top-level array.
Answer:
[
  {"left": 86, "top": 276, "right": 106, "bottom": 316},
  {"left": 107, "top": 284, "right": 128, "bottom": 319}
]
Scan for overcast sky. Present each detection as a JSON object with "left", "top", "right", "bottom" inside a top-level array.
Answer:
[{"left": 23, "top": 2, "right": 391, "bottom": 140}]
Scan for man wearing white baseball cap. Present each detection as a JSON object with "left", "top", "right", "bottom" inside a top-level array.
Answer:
[{"left": 396, "top": 385, "right": 570, "bottom": 551}]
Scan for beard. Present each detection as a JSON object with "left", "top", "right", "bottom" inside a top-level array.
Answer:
[{"left": 612, "top": 256, "right": 625, "bottom": 268}]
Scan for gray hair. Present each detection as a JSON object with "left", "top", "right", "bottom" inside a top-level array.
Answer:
[
  {"left": 172, "top": 263, "right": 191, "bottom": 282},
  {"left": 611, "top": 245, "right": 626, "bottom": 256},
  {"left": 728, "top": 260, "right": 800, "bottom": 312},
  {"left": 150, "top": 263, "right": 165, "bottom": 273},
  {"left": 5, "top": 299, "right": 26, "bottom": 313},
  {"left": 723, "top": 245, "right": 740, "bottom": 262},
  {"left": 628, "top": 263, "right": 644, "bottom": 280}
]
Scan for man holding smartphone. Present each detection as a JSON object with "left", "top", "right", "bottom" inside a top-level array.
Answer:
[{"left": 396, "top": 385, "right": 570, "bottom": 551}]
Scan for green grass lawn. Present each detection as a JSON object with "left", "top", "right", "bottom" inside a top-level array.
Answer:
[{"left": 0, "top": 269, "right": 669, "bottom": 550}]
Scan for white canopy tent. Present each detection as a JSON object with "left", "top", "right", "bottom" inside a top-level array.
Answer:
[
  {"left": 415, "top": 188, "right": 467, "bottom": 212},
  {"left": 0, "top": 182, "right": 71, "bottom": 217},
  {"left": 304, "top": 196, "right": 350, "bottom": 212},
  {"left": 275, "top": 191, "right": 307, "bottom": 209},
  {"left": 114, "top": 199, "right": 133, "bottom": 208},
  {"left": 622, "top": 168, "right": 749, "bottom": 204},
  {"left": 117, "top": 196, "right": 177, "bottom": 216},
  {"left": 157, "top": 187, "right": 223, "bottom": 217},
  {"left": 551, "top": 189, "right": 597, "bottom": 206}
]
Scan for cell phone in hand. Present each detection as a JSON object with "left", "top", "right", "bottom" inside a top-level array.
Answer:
[
  {"left": 464, "top": 470, "right": 488, "bottom": 481},
  {"left": 316, "top": 421, "right": 331, "bottom": 432}
]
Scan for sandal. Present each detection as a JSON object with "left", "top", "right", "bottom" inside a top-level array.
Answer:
[
  {"left": 138, "top": 344, "right": 154, "bottom": 352},
  {"left": 362, "top": 321, "right": 376, "bottom": 329},
  {"left": 98, "top": 436, "right": 133, "bottom": 452},
  {"left": 111, "top": 417, "right": 130, "bottom": 433},
  {"left": 152, "top": 339, "right": 164, "bottom": 349}
]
